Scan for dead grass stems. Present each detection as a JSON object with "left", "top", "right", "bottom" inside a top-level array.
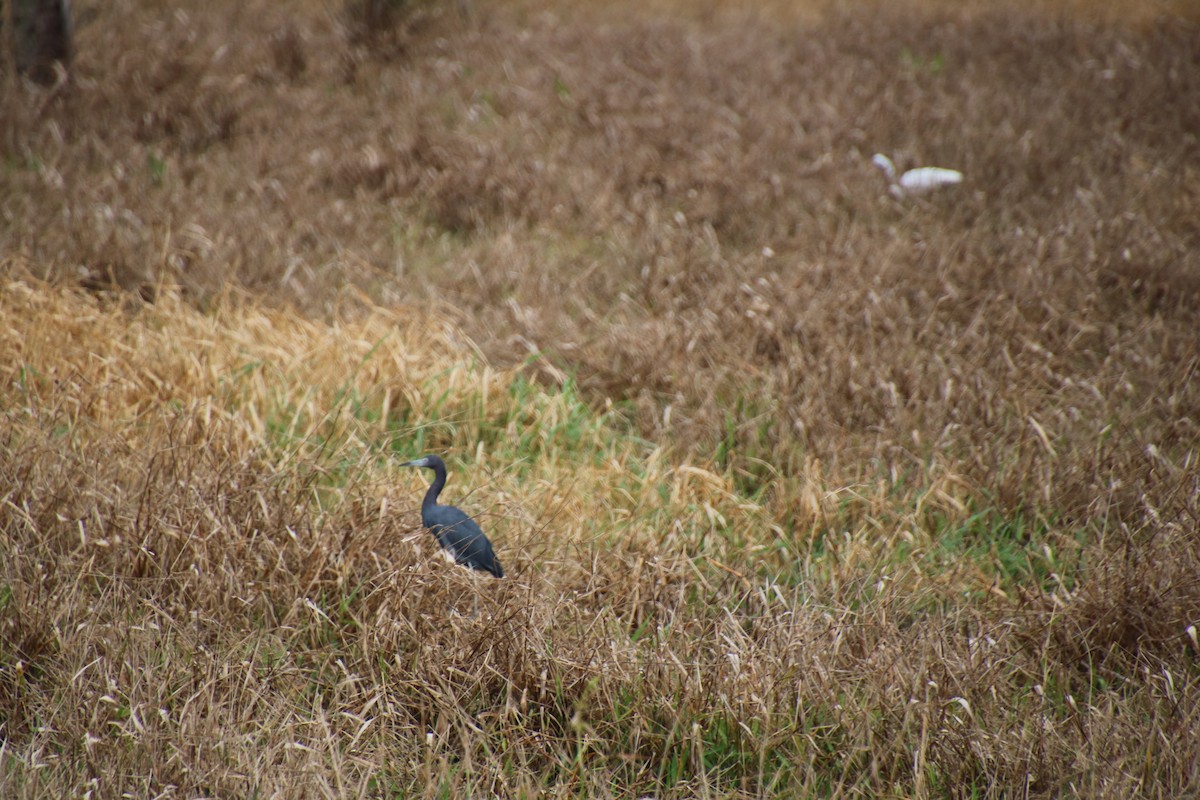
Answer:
[{"left": 2, "top": 0, "right": 1199, "bottom": 795}]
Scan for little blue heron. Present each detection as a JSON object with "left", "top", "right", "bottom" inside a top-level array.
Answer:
[{"left": 398, "top": 454, "right": 504, "bottom": 579}]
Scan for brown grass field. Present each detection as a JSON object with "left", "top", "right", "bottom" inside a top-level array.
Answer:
[{"left": 2, "top": 0, "right": 1199, "bottom": 796}]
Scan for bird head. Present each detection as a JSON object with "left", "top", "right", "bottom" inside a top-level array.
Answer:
[
  {"left": 871, "top": 153, "right": 897, "bottom": 182},
  {"left": 399, "top": 454, "right": 444, "bottom": 470}
]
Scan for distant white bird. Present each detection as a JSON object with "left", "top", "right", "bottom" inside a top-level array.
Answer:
[{"left": 872, "top": 153, "right": 963, "bottom": 197}]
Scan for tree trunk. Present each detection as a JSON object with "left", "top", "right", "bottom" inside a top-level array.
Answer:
[{"left": 7, "top": 0, "right": 73, "bottom": 85}]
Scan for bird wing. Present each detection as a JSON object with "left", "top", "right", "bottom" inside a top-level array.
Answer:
[{"left": 428, "top": 508, "right": 502, "bottom": 576}]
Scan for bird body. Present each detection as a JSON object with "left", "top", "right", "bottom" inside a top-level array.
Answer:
[
  {"left": 872, "top": 153, "right": 963, "bottom": 197},
  {"left": 399, "top": 454, "right": 504, "bottom": 578}
]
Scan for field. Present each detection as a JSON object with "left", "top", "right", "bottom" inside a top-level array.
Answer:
[{"left": 2, "top": 0, "right": 1199, "bottom": 796}]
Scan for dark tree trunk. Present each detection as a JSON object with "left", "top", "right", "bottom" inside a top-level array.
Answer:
[{"left": 7, "top": 0, "right": 73, "bottom": 85}]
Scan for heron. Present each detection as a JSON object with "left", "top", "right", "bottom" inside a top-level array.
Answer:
[
  {"left": 872, "top": 153, "right": 963, "bottom": 197},
  {"left": 398, "top": 454, "right": 504, "bottom": 580}
]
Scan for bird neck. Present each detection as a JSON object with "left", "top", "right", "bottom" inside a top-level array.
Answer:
[{"left": 421, "top": 463, "right": 447, "bottom": 513}]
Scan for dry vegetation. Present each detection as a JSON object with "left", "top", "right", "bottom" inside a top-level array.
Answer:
[{"left": 2, "top": 0, "right": 1199, "bottom": 796}]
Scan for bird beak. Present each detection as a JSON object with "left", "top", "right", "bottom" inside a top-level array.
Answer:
[{"left": 398, "top": 458, "right": 427, "bottom": 468}]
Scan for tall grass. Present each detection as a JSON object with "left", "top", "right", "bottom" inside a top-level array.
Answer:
[
  {"left": 2, "top": 274, "right": 1198, "bottom": 797},
  {"left": 3, "top": 0, "right": 1200, "bottom": 795}
]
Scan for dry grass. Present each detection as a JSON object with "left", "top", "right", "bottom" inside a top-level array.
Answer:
[
  {"left": 3, "top": 275, "right": 1194, "bottom": 798},
  {"left": 2, "top": 0, "right": 1200, "bottom": 796}
]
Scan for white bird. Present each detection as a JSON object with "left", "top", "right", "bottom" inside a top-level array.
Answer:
[{"left": 872, "top": 153, "right": 963, "bottom": 197}]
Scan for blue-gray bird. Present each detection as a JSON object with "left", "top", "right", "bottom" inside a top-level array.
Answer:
[{"left": 399, "top": 454, "right": 504, "bottom": 578}]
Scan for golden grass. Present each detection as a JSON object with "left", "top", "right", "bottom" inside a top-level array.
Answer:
[
  {"left": 0, "top": 274, "right": 791, "bottom": 795},
  {"left": 2, "top": 271, "right": 1198, "bottom": 797}
]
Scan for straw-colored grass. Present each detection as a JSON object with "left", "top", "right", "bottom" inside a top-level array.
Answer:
[
  {"left": 0, "top": 275, "right": 787, "bottom": 796},
  {"left": 2, "top": 272, "right": 1198, "bottom": 798},
  {"left": 3, "top": 0, "right": 1199, "bottom": 796}
]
